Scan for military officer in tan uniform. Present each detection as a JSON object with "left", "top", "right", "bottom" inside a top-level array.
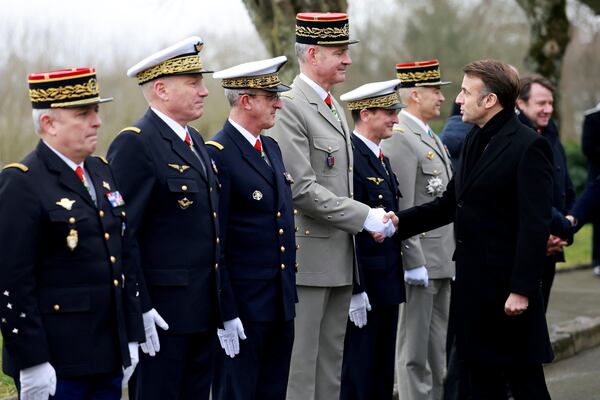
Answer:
[
  {"left": 381, "top": 60, "right": 455, "bottom": 400},
  {"left": 268, "top": 12, "right": 395, "bottom": 400}
]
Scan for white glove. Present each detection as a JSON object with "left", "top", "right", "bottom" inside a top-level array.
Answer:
[
  {"left": 404, "top": 266, "right": 429, "bottom": 287},
  {"left": 348, "top": 292, "right": 372, "bottom": 328},
  {"left": 122, "top": 342, "right": 139, "bottom": 390},
  {"left": 140, "top": 308, "right": 169, "bottom": 356},
  {"left": 217, "top": 317, "right": 247, "bottom": 358},
  {"left": 19, "top": 362, "right": 56, "bottom": 400},
  {"left": 383, "top": 219, "right": 396, "bottom": 237}
]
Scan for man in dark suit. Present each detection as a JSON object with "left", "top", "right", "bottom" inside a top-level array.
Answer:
[
  {"left": 390, "top": 60, "right": 554, "bottom": 399},
  {"left": 517, "top": 75, "right": 575, "bottom": 309},
  {"left": 0, "top": 67, "right": 143, "bottom": 399},
  {"left": 581, "top": 103, "right": 600, "bottom": 277},
  {"left": 107, "top": 37, "right": 221, "bottom": 400},
  {"left": 206, "top": 56, "right": 297, "bottom": 400},
  {"left": 337, "top": 79, "right": 406, "bottom": 400}
]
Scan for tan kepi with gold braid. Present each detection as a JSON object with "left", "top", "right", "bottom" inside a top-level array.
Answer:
[
  {"left": 28, "top": 68, "right": 113, "bottom": 109},
  {"left": 295, "top": 12, "right": 359, "bottom": 46},
  {"left": 395, "top": 59, "right": 451, "bottom": 88},
  {"left": 340, "top": 79, "right": 405, "bottom": 111},
  {"left": 127, "top": 36, "right": 212, "bottom": 85}
]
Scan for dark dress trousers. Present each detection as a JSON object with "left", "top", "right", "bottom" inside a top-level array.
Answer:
[
  {"left": 207, "top": 121, "right": 297, "bottom": 400},
  {"left": 340, "top": 135, "right": 405, "bottom": 400},
  {"left": 0, "top": 141, "right": 144, "bottom": 382},
  {"left": 107, "top": 109, "right": 220, "bottom": 400},
  {"left": 395, "top": 112, "right": 554, "bottom": 399}
]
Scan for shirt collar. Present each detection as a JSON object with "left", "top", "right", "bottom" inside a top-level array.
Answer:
[
  {"left": 151, "top": 107, "right": 188, "bottom": 141},
  {"left": 299, "top": 73, "right": 329, "bottom": 101},
  {"left": 229, "top": 118, "right": 261, "bottom": 147},
  {"left": 401, "top": 109, "right": 431, "bottom": 134},
  {"left": 42, "top": 140, "right": 84, "bottom": 171},
  {"left": 353, "top": 130, "right": 381, "bottom": 158}
]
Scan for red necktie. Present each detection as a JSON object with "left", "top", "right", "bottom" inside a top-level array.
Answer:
[
  {"left": 379, "top": 149, "right": 384, "bottom": 162},
  {"left": 254, "top": 138, "right": 262, "bottom": 153},
  {"left": 184, "top": 131, "right": 193, "bottom": 147},
  {"left": 324, "top": 94, "right": 333, "bottom": 108},
  {"left": 75, "top": 166, "right": 85, "bottom": 183}
]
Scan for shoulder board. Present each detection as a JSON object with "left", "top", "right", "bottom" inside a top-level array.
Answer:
[
  {"left": 94, "top": 155, "right": 109, "bottom": 165},
  {"left": 205, "top": 140, "right": 224, "bottom": 150},
  {"left": 119, "top": 126, "right": 141, "bottom": 134},
  {"left": 3, "top": 163, "right": 29, "bottom": 172},
  {"left": 280, "top": 91, "right": 293, "bottom": 100},
  {"left": 393, "top": 127, "right": 405, "bottom": 133}
]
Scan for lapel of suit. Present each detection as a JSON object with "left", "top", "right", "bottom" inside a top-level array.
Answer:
[
  {"left": 352, "top": 134, "right": 390, "bottom": 189},
  {"left": 87, "top": 160, "right": 106, "bottom": 209},
  {"left": 458, "top": 117, "right": 517, "bottom": 197},
  {"left": 400, "top": 112, "right": 445, "bottom": 161},
  {"left": 262, "top": 136, "right": 287, "bottom": 209},
  {"left": 37, "top": 141, "right": 96, "bottom": 208},
  {"left": 382, "top": 156, "right": 399, "bottom": 196},
  {"left": 147, "top": 110, "right": 207, "bottom": 182},
  {"left": 225, "top": 121, "right": 274, "bottom": 187},
  {"left": 295, "top": 76, "right": 346, "bottom": 137}
]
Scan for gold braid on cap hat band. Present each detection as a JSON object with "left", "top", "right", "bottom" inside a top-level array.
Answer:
[
  {"left": 396, "top": 69, "right": 441, "bottom": 84},
  {"left": 295, "top": 24, "right": 349, "bottom": 39},
  {"left": 221, "top": 73, "right": 281, "bottom": 89},
  {"left": 136, "top": 55, "right": 204, "bottom": 84},
  {"left": 29, "top": 78, "right": 99, "bottom": 104},
  {"left": 347, "top": 92, "right": 400, "bottom": 111}
]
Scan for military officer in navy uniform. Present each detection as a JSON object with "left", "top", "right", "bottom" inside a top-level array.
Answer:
[
  {"left": 0, "top": 67, "right": 144, "bottom": 399},
  {"left": 207, "top": 56, "right": 297, "bottom": 400},
  {"left": 337, "top": 79, "right": 406, "bottom": 400},
  {"left": 107, "top": 37, "right": 220, "bottom": 400}
]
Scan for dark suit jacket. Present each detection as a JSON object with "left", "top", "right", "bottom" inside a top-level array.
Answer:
[
  {"left": 107, "top": 109, "right": 220, "bottom": 333},
  {"left": 396, "top": 113, "right": 554, "bottom": 365},
  {"left": 351, "top": 134, "right": 405, "bottom": 306},
  {"left": 582, "top": 108, "right": 600, "bottom": 180},
  {"left": 206, "top": 121, "right": 297, "bottom": 322},
  {"left": 0, "top": 141, "right": 143, "bottom": 378},
  {"left": 571, "top": 175, "right": 600, "bottom": 229}
]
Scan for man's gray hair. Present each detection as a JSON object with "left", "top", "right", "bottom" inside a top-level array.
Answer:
[
  {"left": 295, "top": 43, "right": 311, "bottom": 64},
  {"left": 31, "top": 108, "right": 54, "bottom": 134},
  {"left": 224, "top": 88, "right": 254, "bottom": 107},
  {"left": 398, "top": 87, "right": 414, "bottom": 104}
]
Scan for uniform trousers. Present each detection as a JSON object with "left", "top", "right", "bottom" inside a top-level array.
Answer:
[
  {"left": 397, "top": 278, "right": 451, "bottom": 400},
  {"left": 213, "top": 319, "right": 294, "bottom": 400},
  {"left": 340, "top": 304, "right": 399, "bottom": 400},
  {"left": 129, "top": 329, "right": 215, "bottom": 400},
  {"left": 465, "top": 362, "right": 550, "bottom": 400},
  {"left": 286, "top": 285, "right": 352, "bottom": 400},
  {"left": 17, "top": 371, "right": 122, "bottom": 400}
]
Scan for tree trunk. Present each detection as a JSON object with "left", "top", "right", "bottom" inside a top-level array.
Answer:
[{"left": 242, "top": 0, "right": 347, "bottom": 82}]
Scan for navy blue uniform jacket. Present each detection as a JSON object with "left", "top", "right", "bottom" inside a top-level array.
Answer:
[
  {"left": 351, "top": 134, "right": 405, "bottom": 305},
  {"left": 0, "top": 142, "right": 144, "bottom": 378},
  {"left": 206, "top": 121, "right": 297, "bottom": 322},
  {"left": 107, "top": 109, "right": 220, "bottom": 333}
]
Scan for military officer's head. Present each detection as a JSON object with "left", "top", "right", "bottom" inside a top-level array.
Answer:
[
  {"left": 294, "top": 12, "right": 358, "bottom": 91},
  {"left": 456, "top": 59, "right": 520, "bottom": 128},
  {"left": 516, "top": 74, "right": 554, "bottom": 130},
  {"left": 29, "top": 67, "right": 113, "bottom": 164},
  {"left": 214, "top": 56, "right": 290, "bottom": 135},
  {"left": 395, "top": 60, "right": 450, "bottom": 124},
  {"left": 341, "top": 79, "right": 404, "bottom": 143},
  {"left": 127, "top": 36, "right": 212, "bottom": 127}
]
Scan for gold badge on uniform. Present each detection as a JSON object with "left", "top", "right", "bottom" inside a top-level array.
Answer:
[
  {"left": 426, "top": 151, "right": 435, "bottom": 160},
  {"left": 252, "top": 190, "right": 263, "bottom": 201},
  {"left": 56, "top": 198, "right": 76, "bottom": 211},
  {"left": 168, "top": 163, "right": 190, "bottom": 173},
  {"left": 367, "top": 177, "right": 385, "bottom": 185},
  {"left": 178, "top": 197, "right": 194, "bottom": 209},
  {"left": 102, "top": 181, "right": 111, "bottom": 190},
  {"left": 66, "top": 229, "right": 78, "bottom": 251}
]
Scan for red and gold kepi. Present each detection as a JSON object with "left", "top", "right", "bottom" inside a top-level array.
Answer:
[
  {"left": 396, "top": 60, "right": 451, "bottom": 88},
  {"left": 295, "top": 12, "right": 359, "bottom": 46},
  {"left": 28, "top": 67, "right": 113, "bottom": 109}
]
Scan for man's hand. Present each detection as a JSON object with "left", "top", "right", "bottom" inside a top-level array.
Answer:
[
  {"left": 217, "top": 318, "right": 247, "bottom": 358},
  {"left": 140, "top": 308, "right": 169, "bottom": 356},
  {"left": 364, "top": 208, "right": 396, "bottom": 237},
  {"left": 383, "top": 211, "right": 399, "bottom": 229},
  {"left": 504, "top": 292, "right": 528, "bottom": 316},
  {"left": 122, "top": 342, "right": 139, "bottom": 389},
  {"left": 546, "top": 234, "right": 567, "bottom": 256},
  {"left": 348, "top": 292, "right": 372, "bottom": 328},
  {"left": 19, "top": 362, "right": 56, "bottom": 400},
  {"left": 404, "top": 266, "right": 429, "bottom": 287}
]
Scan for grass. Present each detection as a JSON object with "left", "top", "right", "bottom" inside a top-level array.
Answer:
[{"left": 0, "top": 335, "right": 16, "bottom": 398}]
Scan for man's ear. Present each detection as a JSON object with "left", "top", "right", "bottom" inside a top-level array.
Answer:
[
  {"left": 307, "top": 46, "right": 318, "bottom": 65},
  {"left": 154, "top": 80, "right": 168, "bottom": 101},
  {"left": 40, "top": 112, "right": 56, "bottom": 136},
  {"left": 359, "top": 108, "right": 371, "bottom": 122},
  {"left": 516, "top": 98, "right": 526, "bottom": 111},
  {"left": 485, "top": 92, "right": 499, "bottom": 109},
  {"left": 239, "top": 93, "right": 252, "bottom": 111}
]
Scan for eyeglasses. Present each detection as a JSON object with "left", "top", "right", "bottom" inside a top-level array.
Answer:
[{"left": 240, "top": 92, "right": 281, "bottom": 102}]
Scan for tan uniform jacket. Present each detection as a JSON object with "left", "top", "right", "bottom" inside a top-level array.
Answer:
[
  {"left": 381, "top": 112, "right": 455, "bottom": 279},
  {"left": 267, "top": 76, "right": 370, "bottom": 287}
]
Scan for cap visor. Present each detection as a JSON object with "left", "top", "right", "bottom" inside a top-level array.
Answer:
[
  {"left": 262, "top": 84, "right": 292, "bottom": 93},
  {"left": 53, "top": 96, "right": 113, "bottom": 108},
  {"left": 415, "top": 80, "right": 452, "bottom": 87},
  {"left": 316, "top": 39, "right": 360, "bottom": 46}
]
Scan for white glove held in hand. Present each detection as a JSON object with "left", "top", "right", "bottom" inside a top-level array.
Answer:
[
  {"left": 364, "top": 208, "right": 396, "bottom": 237},
  {"left": 122, "top": 342, "right": 139, "bottom": 389},
  {"left": 19, "top": 362, "right": 56, "bottom": 400},
  {"left": 349, "top": 292, "right": 372, "bottom": 328},
  {"left": 140, "top": 308, "right": 169, "bottom": 356},
  {"left": 217, "top": 318, "right": 247, "bottom": 358},
  {"left": 404, "top": 266, "right": 429, "bottom": 287}
]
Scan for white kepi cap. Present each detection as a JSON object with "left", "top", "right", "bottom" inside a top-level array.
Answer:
[
  {"left": 340, "top": 79, "right": 405, "bottom": 111},
  {"left": 127, "top": 36, "right": 212, "bottom": 85},
  {"left": 213, "top": 56, "right": 291, "bottom": 92}
]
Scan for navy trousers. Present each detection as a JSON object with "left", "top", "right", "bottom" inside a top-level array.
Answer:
[{"left": 17, "top": 371, "right": 122, "bottom": 400}]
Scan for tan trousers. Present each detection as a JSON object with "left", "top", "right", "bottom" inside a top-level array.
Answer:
[
  {"left": 286, "top": 285, "right": 353, "bottom": 400},
  {"left": 396, "top": 279, "right": 451, "bottom": 400}
]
